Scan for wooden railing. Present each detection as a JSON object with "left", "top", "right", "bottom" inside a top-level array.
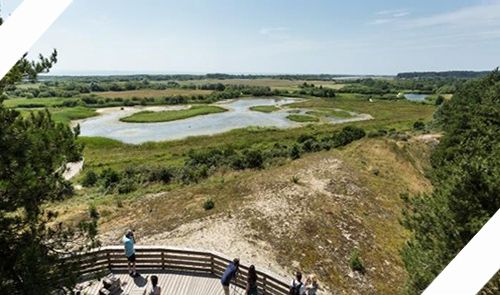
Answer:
[{"left": 69, "top": 246, "right": 290, "bottom": 295}]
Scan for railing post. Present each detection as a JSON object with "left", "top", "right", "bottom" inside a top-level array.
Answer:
[
  {"left": 106, "top": 251, "right": 111, "bottom": 270},
  {"left": 161, "top": 250, "right": 165, "bottom": 270},
  {"left": 210, "top": 254, "right": 215, "bottom": 275},
  {"left": 263, "top": 275, "right": 267, "bottom": 295}
]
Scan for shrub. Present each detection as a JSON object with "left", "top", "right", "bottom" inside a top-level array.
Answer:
[
  {"left": 203, "top": 198, "right": 215, "bottom": 210},
  {"left": 88, "top": 203, "right": 99, "bottom": 219},
  {"left": 117, "top": 178, "right": 136, "bottom": 194},
  {"left": 290, "top": 144, "right": 301, "bottom": 160},
  {"left": 301, "top": 138, "right": 321, "bottom": 152},
  {"left": 0, "top": 93, "right": 9, "bottom": 101},
  {"left": 291, "top": 175, "right": 300, "bottom": 184},
  {"left": 229, "top": 154, "right": 246, "bottom": 170},
  {"left": 244, "top": 149, "right": 264, "bottom": 169},
  {"left": 149, "top": 167, "right": 174, "bottom": 184},
  {"left": 297, "top": 134, "right": 316, "bottom": 143},
  {"left": 100, "top": 168, "right": 120, "bottom": 188},
  {"left": 180, "top": 165, "right": 207, "bottom": 184},
  {"left": 413, "top": 120, "right": 425, "bottom": 130},
  {"left": 332, "top": 126, "right": 366, "bottom": 147},
  {"left": 349, "top": 249, "right": 365, "bottom": 273},
  {"left": 81, "top": 170, "right": 98, "bottom": 187},
  {"left": 61, "top": 100, "right": 78, "bottom": 107},
  {"left": 435, "top": 95, "right": 445, "bottom": 105},
  {"left": 367, "top": 129, "right": 387, "bottom": 138}
]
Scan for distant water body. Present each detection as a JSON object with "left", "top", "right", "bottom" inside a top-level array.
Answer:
[
  {"left": 404, "top": 93, "right": 428, "bottom": 102},
  {"left": 77, "top": 97, "right": 371, "bottom": 144}
]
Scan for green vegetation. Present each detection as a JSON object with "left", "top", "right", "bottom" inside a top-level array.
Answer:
[
  {"left": 287, "top": 114, "right": 319, "bottom": 122},
  {"left": 401, "top": 71, "right": 500, "bottom": 294},
  {"left": 50, "top": 107, "right": 98, "bottom": 124},
  {"left": 77, "top": 126, "right": 366, "bottom": 194},
  {"left": 297, "top": 82, "right": 336, "bottom": 97},
  {"left": 249, "top": 105, "right": 279, "bottom": 113},
  {"left": 3, "top": 97, "right": 72, "bottom": 108},
  {"left": 305, "top": 108, "right": 352, "bottom": 118},
  {"left": 349, "top": 249, "right": 366, "bottom": 273},
  {"left": 120, "top": 105, "right": 227, "bottom": 123},
  {"left": 0, "top": 38, "right": 98, "bottom": 293},
  {"left": 203, "top": 198, "right": 215, "bottom": 210}
]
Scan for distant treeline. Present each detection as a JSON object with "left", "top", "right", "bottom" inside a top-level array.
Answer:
[
  {"left": 397, "top": 71, "right": 491, "bottom": 79},
  {"left": 40, "top": 73, "right": 358, "bottom": 82}
]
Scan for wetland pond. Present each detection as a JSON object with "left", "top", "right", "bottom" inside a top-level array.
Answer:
[
  {"left": 77, "top": 97, "right": 371, "bottom": 144},
  {"left": 404, "top": 93, "right": 429, "bottom": 102}
]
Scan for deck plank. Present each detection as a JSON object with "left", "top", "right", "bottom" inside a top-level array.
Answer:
[{"left": 80, "top": 270, "right": 242, "bottom": 295}]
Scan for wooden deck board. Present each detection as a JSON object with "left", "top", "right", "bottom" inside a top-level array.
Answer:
[{"left": 80, "top": 270, "right": 244, "bottom": 295}]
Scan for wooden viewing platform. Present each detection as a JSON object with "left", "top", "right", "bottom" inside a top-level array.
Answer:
[{"left": 72, "top": 246, "right": 290, "bottom": 295}]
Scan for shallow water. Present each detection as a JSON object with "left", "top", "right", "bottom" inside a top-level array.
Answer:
[
  {"left": 405, "top": 93, "right": 428, "bottom": 102},
  {"left": 77, "top": 97, "right": 371, "bottom": 144}
]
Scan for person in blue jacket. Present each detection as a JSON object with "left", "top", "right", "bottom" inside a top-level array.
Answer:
[
  {"left": 221, "top": 258, "right": 240, "bottom": 295},
  {"left": 123, "top": 229, "right": 137, "bottom": 277}
]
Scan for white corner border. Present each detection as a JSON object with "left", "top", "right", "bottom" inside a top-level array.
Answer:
[
  {"left": 0, "top": 0, "right": 73, "bottom": 79},
  {"left": 424, "top": 209, "right": 500, "bottom": 294},
  {"left": 0, "top": 1, "right": 498, "bottom": 294}
]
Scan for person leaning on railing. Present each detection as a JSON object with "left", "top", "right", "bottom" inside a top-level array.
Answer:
[
  {"left": 245, "top": 265, "right": 258, "bottom": 295},
  {"left": 221, "top": 258, "right": 240, "bottom": 295}
]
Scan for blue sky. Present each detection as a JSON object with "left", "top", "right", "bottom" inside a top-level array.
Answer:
[{"left": 2, "top": 0, "right": 500, "bottom": 75}]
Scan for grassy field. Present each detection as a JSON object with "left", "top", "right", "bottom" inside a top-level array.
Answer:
[
  {"left": 286, "top": 114, "right": 319, "bottom": 122},
  {"left": 178, "top": 78, "right": 345, "bottom": 91},
  {"left": 120, "top": 105, "right": 227, "bottom": 123},
  {"left": 3, "top": 97, "right": 75, "bottom": 108},
  {"left": 16, "top": 107, "right": 98, "bottom": 124},
  {"left": 249, "top": 105, "right": 280, "bottom": 113},
  {"left": 306, "top": 108, "right": 352, "bottom": 118},
  {"left": 96, "top": 89, "right": 212, "bottom": 99},
  {"left": 50, "top": 107, "right": 98, "bottom": 124},
  {"left": 288, "top": 94, "right": 436, "bottom": 130}
]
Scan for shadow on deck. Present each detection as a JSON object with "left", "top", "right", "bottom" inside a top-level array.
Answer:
[{"left": 78, "top": 269, "right": 243, "bottom": 295}]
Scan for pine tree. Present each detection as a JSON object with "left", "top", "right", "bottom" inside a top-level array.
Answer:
[
  {"left": 401, "top": 70, "right": 500, "bottom": 294},
  {"left": 0, "top": 14, "right": 99, "bottom": 294}
]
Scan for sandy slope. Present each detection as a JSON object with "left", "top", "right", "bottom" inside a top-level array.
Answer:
[{"left": 94, "top": 137, "right": 433, "bottom": 294}]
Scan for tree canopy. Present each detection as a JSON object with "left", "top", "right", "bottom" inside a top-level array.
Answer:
[
  {"left": 0, "top": 16, "right": 99, "bottom": 294},
  {"left": 401, "top": 70, "right": 500, "bottom": 294}
]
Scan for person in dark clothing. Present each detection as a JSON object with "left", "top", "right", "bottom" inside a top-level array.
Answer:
[
  {"left": 246, "top": 265, "right": 258, "bottom": 295},
  {"left": 221, "top": 258, "right": 240, "bottom": 295},
  {"left": 290, "top": 271, "right": 305, "bottom": 295}
]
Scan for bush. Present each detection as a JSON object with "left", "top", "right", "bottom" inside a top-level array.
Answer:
[
  {"left": 413, "top": 120, "right": 425, "bottom": 130},
  {"left": 117, "top": 178, "right": 136, "bottom": 194},
  {"left": 367, "top": 129, "right": 387, "bottom": 138},
  {"left": 332, "top": 126, "right": 366, "bottom": 147},
  {"left": 435, "top": 95, "right": 445, "bottom": 105},
  {"left": 203, "top": 198, "right": 215, "bottom": 210},
  {"left": 61, "top": 100, "right": 79, "bottom": 107},
  {"left": 290, "top": 144, "right": 301, "bottom": 160},
  {"left": 301, "top": 138, "right": 321, "bottom": 152},
  {"left": 243, "top": 149, "right": 264, "bottom": 169},
  {"left": 81, "top": 170, "right": 98, "bottom": 187},
  {"left": 100, "top": 168, "right": 120, "bottom": 188},
  {"left": 349, "top": 249, "right": 365, "bottom": 273},
  {"left": 0, "top": 93, "right": 9, "bottom": 101},
  {"left": 229, "top": 154, "right": 246, "bottom": 170},
  {"left": 149, "top": 167, "right": 174, "bottom": 184},
  {"left": 297, "top": 134, "right": 316, "bottom": 143},
  {"left": 88, "top": 203, "right": 99, "bottom": 219}
]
